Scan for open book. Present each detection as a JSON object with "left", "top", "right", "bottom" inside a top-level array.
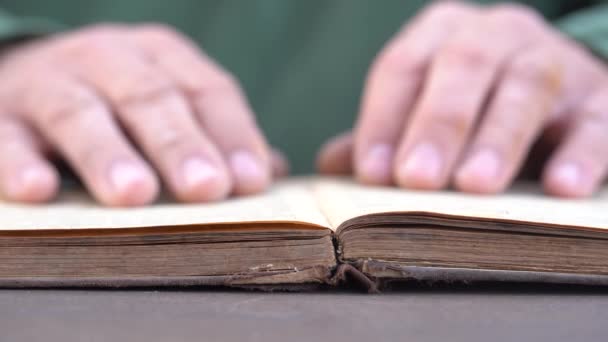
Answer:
[{"left": 2, "top": 176, "right": 608, "bottom": 290}]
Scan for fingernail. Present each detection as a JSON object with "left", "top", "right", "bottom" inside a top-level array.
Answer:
[
  {"left": 109, "top": 161, "right": 147, "bottom": 193},
  {"left": 360, "top": 143, "right": 393, "bottom": 183},
  {"left": 229, "top": 150, "right": 268, "bottom": 193},
  {"left": 182, "top": 157, "right": 219, "bottom": 189},
  {"left": 552, "top": 162, "right": 581, "bottom": 190},
  {"left": 398, "top": 142, "right": 443, "bottom": 187},
  {"left": 460, "top": 148, "right": 501, "bottom": 183},
  {"left": 6, "top": 165, "right": 55, "bottom": 198}
]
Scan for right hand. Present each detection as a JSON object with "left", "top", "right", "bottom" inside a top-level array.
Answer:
[
  {"left": 318, "top": 2, "right": 608, "bottom": 198},
  {"left": 0, "top": 24, "right": 287, "bottom": 206}
]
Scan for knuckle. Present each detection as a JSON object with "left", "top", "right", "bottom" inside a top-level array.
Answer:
[
  {"left": 80, "top": 23, "right": 126, "bottom": 37},
  {"left": 485, "top": 114, "right": 527, "bottom": 147},
  {"left": 59, "top": 25, "right": 126, "bottom": 57},
  {"left": 488, "top": 3, "right": 544, "bottom": 28},
  {"left": 73, "top": 24, "right": 126, "bottom": 44},
  {"left": 426, "top": 1, "right": 474, "bottom": 19},
  {"left": 74, "top": 141, "right": 106, "bottom": 166},
  {"left": 568, "top": 115, "right": 607, "bottom": 158},
  {"left": 507, "top": 51, "right": 554, "bottom": 85},
  {"left": 374, "top": 46, "right": 427, "bottom": 79},
  {"left": 440, "top": 43, "right": 494, "bottom": 69},
  {"left": 197, "top": 71, "right": 241, "bottom": 97},
  {"left": 154, "top": 129, "right": 193, "bottom": 155},
  {"left": 113, "top": 82, "right": 185, "bottom": 130},
  {"left": 0, "top": 118, "right": 24, "bottom": 147},
  {"left": 114, "top": 75, "right": 176, "bottom": 108},
  {"left": 134, "top": 23, "right": 182, "bottom": 42},
  {"left": 505, "top": 125, "right": 528, "bottom": 146},
  {"left": 582, "top": 90, "right": 608, "bottom": 125},
  {"left": 426, "top": 108, "right": 471, "bottom": 137},
  {"left": 35, "top": 90, "right": 100, "bottom": 130}
]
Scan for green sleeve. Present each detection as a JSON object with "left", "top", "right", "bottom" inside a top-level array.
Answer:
[
  {"left": 556, "top": 2, "right": 608, "bottom": 59},
  {"left": 0, "top": 8, "right": 63, "bottom": 45}
]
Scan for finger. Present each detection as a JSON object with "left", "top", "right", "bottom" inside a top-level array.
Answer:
[
  {"left": 0, "top": 115, "right": 58, "bottom": 202},
  {"left": 271, "top": 148, "right": 289, "bottom": 179},
  {"left": 131, "top": 25, "right": 271, "bottom": 196},
  {"left": 65, "top": 31, "right": 232, "bottom": 202},
  {"left": 394, "top": 7, "right": 543, "bottom": 190},
  {"left": 543, "top": 88, "right": 608, "bottom": 198},
  {"left": 18, "top": 74, "right": 158, "bottom": 206},
  {"left": 316, "top": 132, "right": 354, "bottom": 175},
  {"left": 354, "top": 2, "right": 481, "bottom": 185},
  {"left": 455, "top": 46, "right": 563, "bottom": 193}
]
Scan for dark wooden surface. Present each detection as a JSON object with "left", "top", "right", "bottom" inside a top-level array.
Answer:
[{"left": 1, "top": 287, "right": 607, "bottom": 341}]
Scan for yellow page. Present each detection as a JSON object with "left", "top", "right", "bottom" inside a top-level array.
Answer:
[
  {"left": 5, "top": 176, "right": 608, "bottom": 232},
  {"left": 0, "top": 178, "right": 329, "bottom": 230},
  {"left": 313, "top": 178, "right": 608, "bottom": 231}
]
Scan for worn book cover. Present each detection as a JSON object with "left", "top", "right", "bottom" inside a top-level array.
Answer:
[{"left": 2, "top": 177, "right": 608, "bottom": 291}]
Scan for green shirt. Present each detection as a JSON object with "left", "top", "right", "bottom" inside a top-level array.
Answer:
[{"left": 1, "top": 0, "right": 607, "bottom": 173}]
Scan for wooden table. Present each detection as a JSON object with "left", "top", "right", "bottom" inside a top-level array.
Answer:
[{"left": 1, "top": 287, "right": 607, "bottom": 341}]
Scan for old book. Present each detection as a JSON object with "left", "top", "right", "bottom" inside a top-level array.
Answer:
[{"left": 1, "top": 177, "right": 608, "bottom": 290}]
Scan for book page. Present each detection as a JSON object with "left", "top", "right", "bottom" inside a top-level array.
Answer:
[
  {"left": 0, "top": 178, "right": 330, "bottom": 231},
  {"left": 313, "top": 178, "right": 608, "bottom": 231}
]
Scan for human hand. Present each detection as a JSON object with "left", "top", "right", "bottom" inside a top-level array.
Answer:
[
  {"left": 318, "top": 1, "right": 608, "bottom": 198},
  {"left": 0, "top": 24, "right": 287, "bottom": 206}
]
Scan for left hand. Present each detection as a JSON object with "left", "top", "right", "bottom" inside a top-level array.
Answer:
[{"left": 317, "top": 2, "right": 608, "bottom": 198}]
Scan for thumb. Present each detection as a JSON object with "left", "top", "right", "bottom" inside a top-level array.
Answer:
[
  {"left": 271, "top": 148, "right": 290, "bottom": 179},
  {"left": 316, "top": 132, "right": 354, "bottom": 175}
]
